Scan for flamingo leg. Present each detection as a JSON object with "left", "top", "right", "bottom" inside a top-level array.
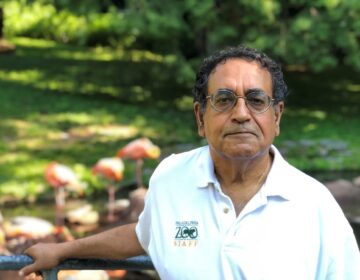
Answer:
[
  {"left": 135, "top": 158, "right": 144, "bottom": 188},
  {"left": 107, "top": 184, "right": 116, "bottom": 222},
  {"left": 55, "top": 186, "right": 65, "bottom": 227}
]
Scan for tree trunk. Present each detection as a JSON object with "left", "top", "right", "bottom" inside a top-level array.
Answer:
[{"left": 0, "top": 7, "right": 3, "bottom": 38}]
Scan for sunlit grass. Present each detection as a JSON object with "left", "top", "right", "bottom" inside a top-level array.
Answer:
[
  {"left": 13, "top": 37, "right": 177, "bottom": 63},
  {"left": 0, "top": 152, "right": 31, "bottom": 165},
  {"left": 0, "top": 87, "right": 195, "bottom": 201},
  {"left": 346, "top": 84, "right": 360, "bottom": 92},
  {"left": 12, "top": 37, "right": 57, "bottom": 49},
  {"left": 0, "top": 69, "right": 43, "bottom": 83},
  {"left": 1, "top": 37, "right": 187, "bottom": 103},
  {"left": 285, "top": 108, "right": 327, "bottom": 120},
  {"left": 0, "top": 37, "right": 359, "bottom": 202}
]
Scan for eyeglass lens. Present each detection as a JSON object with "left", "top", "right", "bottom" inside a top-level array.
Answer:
[{"left": 209, "top": 89, "right": 272, "bottom": 113}]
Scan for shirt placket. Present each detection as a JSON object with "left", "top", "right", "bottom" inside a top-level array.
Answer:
[{"left": 212, "top": 182, "right": 238, "bottom": 235}]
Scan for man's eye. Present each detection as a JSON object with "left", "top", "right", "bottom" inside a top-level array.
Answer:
[
  {"left": 215, "top": 95, "right": 233, "bottom": 105},
  {"left": 246, "top": 91, "right": 268, "bottom": 106},
  {"left": 247, "top": 96, "right": 265, "bottom": 105},
  {"left": 216, "top": 96, "right": 232, "bottom": 103}
]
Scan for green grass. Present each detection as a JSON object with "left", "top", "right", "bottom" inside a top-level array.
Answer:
[
  {"left": 1, "top": 37, "right": 360, "bottom": 202},
  {"left": 275, "top": 69, "right": 360, "bottom": 171},
  {"left": 0, "top": 37, "right": 198, "bottom": 201}
]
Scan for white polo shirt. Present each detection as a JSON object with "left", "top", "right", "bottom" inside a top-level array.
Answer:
[{"left": 136, "top": 145, "right": 360, "bottom": 280}]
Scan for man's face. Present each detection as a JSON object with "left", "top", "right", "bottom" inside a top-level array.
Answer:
[{"left": 194, "top": 58, "right": 284, "bottom": 160}]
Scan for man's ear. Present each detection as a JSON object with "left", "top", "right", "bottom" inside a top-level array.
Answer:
[
  {"left": 194, "top": 102, "right": 205, "bottom": 137},
  {"left": 274, "top": 101, "right": 284, "bottom": 136}
]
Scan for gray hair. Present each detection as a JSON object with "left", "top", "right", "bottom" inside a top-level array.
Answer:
[{"left": 192, "top": 45, "right": 288, "bottom": 112}]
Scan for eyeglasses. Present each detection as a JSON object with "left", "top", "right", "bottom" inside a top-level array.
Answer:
[{"left": 206, "top": 89, "right": 275, "bottom": 114}]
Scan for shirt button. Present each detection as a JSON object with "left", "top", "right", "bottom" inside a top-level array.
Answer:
[{"left": 223, "top": 208, "right": 230, "bottom": 214}]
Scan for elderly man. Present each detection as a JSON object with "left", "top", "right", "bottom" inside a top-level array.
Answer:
[{"left": 21, "top": 45, "right": 360, "bottom": 279}]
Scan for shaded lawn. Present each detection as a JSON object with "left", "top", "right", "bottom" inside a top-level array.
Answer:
[
  {"left": 276, "top": 69, "right": 360, "bottom": 170},
  {"left": 0, "top": 37, "right": 359, "bottom": 201}
]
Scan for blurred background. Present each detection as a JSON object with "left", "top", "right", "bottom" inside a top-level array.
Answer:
[{"left": 0, "top": 0, "right": 359, "bottom": 278}]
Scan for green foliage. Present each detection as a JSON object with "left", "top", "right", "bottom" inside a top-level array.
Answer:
[
  {"left": 3, "top": 0, "right": 360, "bottom": 72},
  {"left": 3, "top": 1, "right": 133, "bottom": 47},
  {"left": 280, "top": 0, "right": 360, "bottom": 71}
]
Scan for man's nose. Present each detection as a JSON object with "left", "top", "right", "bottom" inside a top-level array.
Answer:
[{"left": 231, "top": 97, "right": 251, "bottom": 122}]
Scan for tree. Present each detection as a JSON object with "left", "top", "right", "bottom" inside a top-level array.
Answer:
[
  {"left": 125, "top": 0, "right": 360, "bottom": 72},
  {"left": 0, "top": 7, "right": 3, "bottom": 38},
  {"left": 2, "top": 0, "right": 360, "bottom": 71},
  {"left": 0, "top": 5, "right": 15, "bottom": 53}
]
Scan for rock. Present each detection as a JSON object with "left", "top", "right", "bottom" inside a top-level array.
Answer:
[
  {"left": 324, "top": 179, "right": 360, "bottom": 204},
  {"left": 4, "top": 216, "right": 54, "bottom": 239},
  {"left": 124, "top": 187, "right": 147, "bottom": 223},
  {"left": 106, "top": 199, "right": 130, "bottom": 213},
  {"left": 66, "top": 204, "right": 99, "bottom": 225},
  {"left": 353, "top": 176, "right": 360, "bottom": 188}
]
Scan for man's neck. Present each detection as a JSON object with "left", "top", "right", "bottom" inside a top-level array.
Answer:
[{"left": 212, "top": 150, "right": 273, "bottom": 215}]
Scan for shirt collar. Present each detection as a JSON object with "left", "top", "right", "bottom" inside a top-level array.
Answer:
[
  {"left": 195, "top": 146, "right": 219, "bottom": 189},
  {"left": 261, "top": 145, "right": 294, "bottom": 201},
  {"left": 194, "top": 145, "right": 294, "bottom": 201}
]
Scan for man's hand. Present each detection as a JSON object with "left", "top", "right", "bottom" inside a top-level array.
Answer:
[
  {"left": 19, "top": 243, "right": 62, "bottom": 278},
  {"left": 18, "top": 223, "right": 144, "bottom": 278}
]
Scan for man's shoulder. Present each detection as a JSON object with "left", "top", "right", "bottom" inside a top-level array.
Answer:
[
  {"left": 270, "top": 145, "right": 331, "bottom": 197},
  {"left": 151, "top": 146, "right": 208, "bottom": 180}
]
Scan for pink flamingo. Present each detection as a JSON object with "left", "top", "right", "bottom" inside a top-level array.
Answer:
[
  {"left": 0, "top": 210, "right": 74, "bottom": 256},
  {"left": 44, "top": 162, "right": 84, "bottom": 227},
  {"left": 117, "top": 137, "right": 160, "bottom": 188},
  {"left": 92, "top": 157, "right": 125, "bottom": 222},
  {"left": 116, "top": 138, "right": 161, "bottom": 223}
]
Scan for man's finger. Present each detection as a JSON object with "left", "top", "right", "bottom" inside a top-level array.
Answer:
[
  {"left": 23, "top": 272, "right": 43, "bottom": 280},
  {"left": 19, "top": 263, "right": 40, "bottom": 278}
]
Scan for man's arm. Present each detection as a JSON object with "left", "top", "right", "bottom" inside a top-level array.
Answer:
[{"left": 19, "top": 223, "right": 145, "bottom": 277}]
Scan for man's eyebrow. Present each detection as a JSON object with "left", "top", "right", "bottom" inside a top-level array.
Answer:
[
  {"left": 211, "top": 88, "right": 235, "bottom": 95},
  {"left": 217, "top": 88, "right": 234, "bottom": 92},
  {"left": 245, "top": 88, "right": 266, "bottom": 94}
]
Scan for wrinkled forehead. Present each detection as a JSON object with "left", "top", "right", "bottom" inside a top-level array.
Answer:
[{"left": 208, "top": 58, "right": 273, "bottom": 95}]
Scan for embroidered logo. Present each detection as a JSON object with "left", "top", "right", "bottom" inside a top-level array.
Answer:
[{"left": 174, "top": 221, "right": 198, "bottom": 247}]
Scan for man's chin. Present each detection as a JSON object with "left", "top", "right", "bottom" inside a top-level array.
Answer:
[{"left": 219, "top": 147, "right": 259, "bottom": 160}]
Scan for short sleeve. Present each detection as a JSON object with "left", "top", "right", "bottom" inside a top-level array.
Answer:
[
  {"left": 135, "top": 188, "right": 153, "bottom": 254},
  {"left": 135, "top": 153, "right": 176, "bottom": 254}
]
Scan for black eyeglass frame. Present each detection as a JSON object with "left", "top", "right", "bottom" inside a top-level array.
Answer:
[{"left": 206, "top": 89, "right": 275, "bottom": 114}]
